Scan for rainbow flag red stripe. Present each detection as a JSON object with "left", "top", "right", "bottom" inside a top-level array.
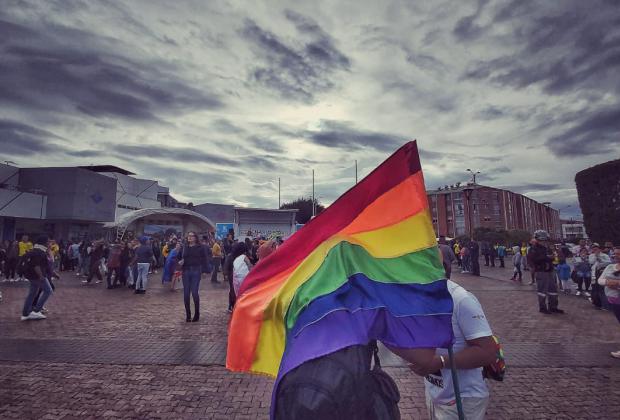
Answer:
[{"left": 227, "top": 141, "right": 453, "bottom": 378}]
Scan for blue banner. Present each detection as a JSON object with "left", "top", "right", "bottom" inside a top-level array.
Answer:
[{"left": 216, "top": 223, "right": 234, "bottom": 240}]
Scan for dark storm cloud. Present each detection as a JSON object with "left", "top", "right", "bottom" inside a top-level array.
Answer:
[
  {"left": 113, "top": 144, "right": 236, "bottom": 166},
  {"left": 0, "top": 119, "right": 60, "bottom": 155},
  {"left": 244, "top": 155, "right": 278, "bottom": 171},
  {"left": 452, "top": 0, "right": 489, "bottom": 41},
  {"left": 0, "top": 17, "right": 223, "bottom": 121},
  {"left": 240, "top": 12, "right": 350, "bottom": 103},
  {"left": 460, "top": 0, "right": 620, "bottom": 157},
  {"left": 545, "top": 108, "right": 620, "bottom": 157},
  {"left": 462, "top": 1, "right": 620, "bottom": 95},
  {"left": 248, "top": 136, "right": 285, "bottom": 154},
  {"left": 500, "top": 183, "right": 562, "bottom": 194},
  {"left": 211, "top": 119, "right": 245, "bottom": 134},
  {"left": 303, "top": 121, "right": 405, "bottom": 152}
]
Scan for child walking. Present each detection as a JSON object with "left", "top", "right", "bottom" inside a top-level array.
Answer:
[{"left": 557, "top": 260, "right": 572, "bottom": 294}]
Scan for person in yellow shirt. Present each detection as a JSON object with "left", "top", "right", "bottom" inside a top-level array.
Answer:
[
  {"left": 18, "top": 235, "right": 33, "bottom": 257},
  {"left": 453, "top": 242, "right": 461, "bottom": 268},
  {"left": 211, "top": 240, "right": 222, "bottom": 284},
  {"left": 17, "top": 235, "right": 34, "bottom": 280}
]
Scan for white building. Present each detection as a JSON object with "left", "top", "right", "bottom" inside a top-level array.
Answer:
[{"left": 561, "top": 220, "right": 588, "bottom": 240}]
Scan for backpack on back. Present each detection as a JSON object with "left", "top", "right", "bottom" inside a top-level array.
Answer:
[
  {"left": 16, "top": 249, "right": 38, "bottom": 278},
  {"left": 274, "top": 341, "right": 400, "bottom": 420}
]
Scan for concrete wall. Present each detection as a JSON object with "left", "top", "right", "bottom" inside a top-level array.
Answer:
[
  {"left": 194, "top": 203, "right": 235, "bottom": 224},
  {"left": 99, "top": 172, "right": 161, "bottom": 218},
  {"left": 0, "top": 189, "right": 47, "bottom": 218},
  {"left": 19, "top": 167, "right": 116, "bottom": 221}
]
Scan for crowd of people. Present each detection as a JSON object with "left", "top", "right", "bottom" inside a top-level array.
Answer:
[{"left": 0, "top": 232, "right": 282, "bottom": 322}]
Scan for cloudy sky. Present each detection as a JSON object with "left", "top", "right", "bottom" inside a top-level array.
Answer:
[{"left": 2, "top": 0, "right": 619, "bottom": 219}]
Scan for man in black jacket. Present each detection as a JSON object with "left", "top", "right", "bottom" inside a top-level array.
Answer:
[
  {"left": 21, "top": 235, "right": 53, "bottom": 321},
  {"left": 531, "top": 230, "right": 565, "bottom": 314}
]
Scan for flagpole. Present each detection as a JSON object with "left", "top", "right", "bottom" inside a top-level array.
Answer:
[{"left": 447, "top": 346, "right": 465, "bottom": 420}]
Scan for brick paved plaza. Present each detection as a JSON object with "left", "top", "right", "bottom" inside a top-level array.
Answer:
[{"left": 1, "top": 265, "right": 620, "bottom": 419}]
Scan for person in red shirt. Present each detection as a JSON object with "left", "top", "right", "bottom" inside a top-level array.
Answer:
[{"left": 106, "top": 242, "right": 122, "bottom": 289}]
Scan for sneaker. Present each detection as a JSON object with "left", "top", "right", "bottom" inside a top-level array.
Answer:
[
  {"left": 611, "top": 351, "right": 620, "bottom": 359},
  {"left": 81, "top": 280, "right": 89, "bottom": 284},
  {"left": 95, "top": 280, "right": 101, "bottom": 284},
  {"left": 550, "top": 308, "right": 565, "bottom": 314},
  {"left": 575, "top": 291, "right": 581, "bottom": 296},
  {"left": 539, "top": 308, "right": 551, "bottom": 314},
  {"left": 584, "top": 292, "right": 591, "bottom": 297},
  {"left": 21, "top": 311, "right": 46, "bottom": 320}
]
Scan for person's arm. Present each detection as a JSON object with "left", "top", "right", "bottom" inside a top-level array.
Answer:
[
  {"left": 244, "top": 255, "right": 253, "bottom": 270},
  {"left": 598, "top": 265, "right": 620, "bottom": 288},
  {"left": 386, "top": 347, "right": 437, "bottom": 372},
  {"left": 408, "top": 294, "right": 496, "bottom": 376}
]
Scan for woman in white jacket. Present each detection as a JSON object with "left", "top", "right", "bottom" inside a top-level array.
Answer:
[{"left": 597, "top": 246, "right": 620, "bottom": 358}]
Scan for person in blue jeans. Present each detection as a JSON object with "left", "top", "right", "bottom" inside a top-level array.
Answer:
[
  {"left": 134, "top": 237, "right": 154, "bottom": 294},
  {"left": 179, "top": 232, "right": 208, "bottom": 322},
  {"left": 21, "top": 235, "right": 54, "bottom": 321}
]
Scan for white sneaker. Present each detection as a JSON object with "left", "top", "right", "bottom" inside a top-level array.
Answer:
[
  {"left": 575, "top": 291, "right": 581, "bottom": 296},
  {"left": 21, "top": 311, "right": 46, "bottom": 320},
  {"left": 584, "top": 292, "right": 591, "bottom": 297},
  {"left": 29, "top": 311, "right": 46, "bottom": 320},
  {"left": 611, "top": 350, "right": 620, "bottom": 359},
  {"left": 81, "top": 280, "right": 88, "bottom": 284}
]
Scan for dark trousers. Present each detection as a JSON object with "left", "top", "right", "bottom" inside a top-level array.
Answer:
[
  {"left": 4, "top": 258, "right": 17, "bottom": 279},
  {"left": 106, "top": 266, "right": 121, "bottom": 287},
  {"left": 511, "top": 265, "right": 522, "bottom": 281},
  {"left": 536, "top": 271, "right": 558, "bottom": 311},
  {"left": 87, "top": 265, "right": 102, "bottom": 282},
  {"left": 471, "top": 258, "right": 480, "bottom": 276},
  {"left": 591, "top": 283, "right": 606, "bottom": 308},
  {"left": 490, "top": 255, "right": 496, "bottom": 267},
  {"left": 499, "top": 257, "right": 505, "bottom": 268},
  {"left": 23, "top": 278, "right": 53, "bottom": 316},
  {"left": 211, "top": 257, "right": 221, "bottom": 283},
  {"left": 182, "top": 266, "right": 201, "bottom": 320},
  {"left": 118, "top": 263, "right": 128, "bottom": 285},
  {"left": 226, "top": 270, "right": 236, "bottom": 310},
  {"left": 484, "top": 254, "right": 490, "bottom": 266},
  {"left": 575, "top": 274, "right": 591, "bottom": 292}
]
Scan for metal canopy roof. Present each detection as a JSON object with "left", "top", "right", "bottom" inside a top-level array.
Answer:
[{"left": 103, "top": 207, "right": 215, "bottom": 229}]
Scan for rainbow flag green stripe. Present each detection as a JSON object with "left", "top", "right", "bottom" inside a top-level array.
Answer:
[{"left": 285, "top": 244, "right": 445, "bottom": 330}]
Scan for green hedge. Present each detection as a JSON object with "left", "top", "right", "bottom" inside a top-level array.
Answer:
[{"left": 575, "top": 159, "right": 620, "bottom": 244}]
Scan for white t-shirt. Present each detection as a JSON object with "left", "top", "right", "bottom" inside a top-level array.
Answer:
[
  {"left": 233, "top": 255, "right": 250, "bottom": 295},
  {"left": 425, "top": 280, "right": 493, "bottom": 405}
]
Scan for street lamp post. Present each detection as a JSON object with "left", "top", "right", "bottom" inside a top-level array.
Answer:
[
  {"left": 466, "top": 169, "right": 480, "bottom": 184},
  {"left": 463, "top": 187, "right": 474, "bottom": 237}
]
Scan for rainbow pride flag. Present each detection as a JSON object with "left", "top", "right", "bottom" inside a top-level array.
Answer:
[{"left": 227, "top": 141, "right": 454, "bottom": 380}]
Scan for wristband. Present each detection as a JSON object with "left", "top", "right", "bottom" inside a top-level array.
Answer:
[{"left": 439, "top": 355, "right": 446, "bottom": 369}]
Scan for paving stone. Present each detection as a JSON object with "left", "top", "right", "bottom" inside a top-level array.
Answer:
[{"left": 1, "top": 264, "right": 620, "bottom": 418}]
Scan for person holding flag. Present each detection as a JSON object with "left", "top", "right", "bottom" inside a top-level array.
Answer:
[{"left": 227, "top": 141, "right": 483, "bottom": 419}]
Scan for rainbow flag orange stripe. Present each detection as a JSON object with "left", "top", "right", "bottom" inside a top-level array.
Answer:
[{"left": 227, "top": 141, "right": 453, "bottom": 377}]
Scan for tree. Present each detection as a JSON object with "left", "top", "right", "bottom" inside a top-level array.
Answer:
[
  {"left": 506, "top": 229, "right": 531, "bottom": 246},
  {"left": 280, "top": 197, "right": 325, "bottom": 224},
  {"left": 473, "top": 227, "right": 508, "bottom": 244}
]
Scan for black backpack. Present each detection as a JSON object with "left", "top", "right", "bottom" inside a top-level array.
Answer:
[
  {"left": 16, "top": 250, "right": 37, "bottom": 277},
  {"left": 274, "top": 341, "right": 401, "bottom": 420}
]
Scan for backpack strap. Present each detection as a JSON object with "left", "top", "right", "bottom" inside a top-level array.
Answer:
[{"left": 370, "top": 339, "right": 381, "bottom": 368}]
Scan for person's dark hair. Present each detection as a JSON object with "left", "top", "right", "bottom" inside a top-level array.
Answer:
[
  {"left": 225, "top": 242, "right": 247, "bottom": 273},
  {"left": 35, "top": 235, "right": 49, "bottom": 246}
]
